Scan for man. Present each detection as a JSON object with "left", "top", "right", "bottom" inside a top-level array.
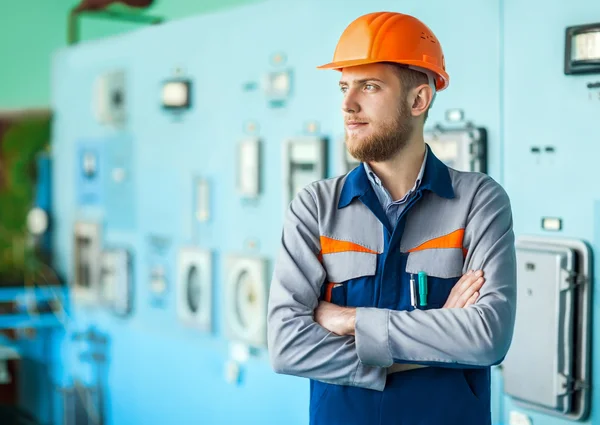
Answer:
[{"left": 267, "top": 11, "right": 516, "bottom": 425}]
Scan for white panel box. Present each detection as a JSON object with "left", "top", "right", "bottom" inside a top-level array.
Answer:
[
  {"left": 94, "top": 70, "right": 127, "bottom": 127},
  {"left": 177, "top": 248, "right": 212, "bottom": 331},
  {"left": 502, "top": 235, "right": 592, "bottom": 421},
  {"left": 237, "top": 138, "right": 261, "bottom": 198},
  {"left": 224, "top": 255, "right": 268, "bottom": 348},
  {"left": 282, "top": 137, "right": 327, "bottom": 207},
  {"left": 99, "top": 249, "right": 133, "bottom": 317},
  {"left": 194, "top": 178, "right": 211, "bottom": 223}
]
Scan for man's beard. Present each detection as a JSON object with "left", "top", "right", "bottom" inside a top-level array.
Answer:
[{"left": 346, "top": 104, "right": 414, "bottom": 163}]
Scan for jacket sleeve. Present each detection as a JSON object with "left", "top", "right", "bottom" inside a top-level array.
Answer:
[
  {"left": 267, "top": 187, "right": 387, "bottom": 391},
  {"left": 353, "top": 177, "right": 517, "bottom": 368}
]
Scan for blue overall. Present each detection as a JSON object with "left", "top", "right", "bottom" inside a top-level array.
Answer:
[{"left": 310, "top": 154, "right": 492, "bottom": 425}]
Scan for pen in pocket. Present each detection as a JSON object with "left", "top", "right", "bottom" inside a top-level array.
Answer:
[{"left": 410, "top": 273, "right": 417, "bottom": 309}]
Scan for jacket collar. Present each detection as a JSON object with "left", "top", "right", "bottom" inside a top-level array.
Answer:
[{"left": 338, "top": 144, "right": 455, "bottom": 209}]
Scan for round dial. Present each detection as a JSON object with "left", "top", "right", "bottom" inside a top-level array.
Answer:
[
  {"left": 234, "top": 270, "right": 259, "bottom": 330},
  {"left": 186, "top": 265, "right": 202, "bottom": 313}
]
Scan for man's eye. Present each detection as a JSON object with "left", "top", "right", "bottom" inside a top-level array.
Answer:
[
  {"left": 340, "top": 86, "right": 348, "bottom": 93},
  {"left": 364, "top": 84, "right": 376, "bottom": 91}
]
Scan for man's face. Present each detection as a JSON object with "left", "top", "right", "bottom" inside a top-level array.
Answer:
[{"left": 339, "top": 63, "right": 414, "bottom": 162}]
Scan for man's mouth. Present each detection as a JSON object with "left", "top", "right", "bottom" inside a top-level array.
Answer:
[{"left": 345, "top": 121, "right": 368, "bottom": 130}]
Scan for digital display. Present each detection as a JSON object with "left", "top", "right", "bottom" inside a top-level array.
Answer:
[
  {"left": 565, "top": 23, "right": 600, "bottom": 74},
  {"left": 572, "top": 30, "right": 600, "bottom": 62}
]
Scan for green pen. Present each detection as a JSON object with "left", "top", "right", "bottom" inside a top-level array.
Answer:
[{"left": 418, "top": 272, "right": 428, "bottom": 307}]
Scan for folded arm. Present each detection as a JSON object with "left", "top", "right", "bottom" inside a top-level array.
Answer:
[
  {"left": 354, "top": 178, "right": 517, "bottom": 368},
  {"left": 267, "top": 187, "right": 387, "bottom": 391}
]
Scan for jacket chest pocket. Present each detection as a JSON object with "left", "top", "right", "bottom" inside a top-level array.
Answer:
[
  {"left": 321, "top": 251, "right": 378, "bottom": 307},
  {"left": 405, "top": 248, "right": 464, "bottom": 308}
]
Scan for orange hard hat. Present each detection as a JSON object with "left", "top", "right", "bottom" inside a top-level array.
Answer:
[{"left": 317, "top": 12, "right": 449, "bottom": 92}]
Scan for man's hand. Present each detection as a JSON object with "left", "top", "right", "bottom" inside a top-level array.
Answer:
[
  {"left": 314, "top": 301, "right": 356, "bottom": 336},
  {"left": 443, "top": 270, "right": 485, "bottom": 308}
]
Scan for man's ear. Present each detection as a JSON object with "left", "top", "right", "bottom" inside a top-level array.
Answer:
[{"left": 411, "top": 84, "right": 433, "bottom": 117}]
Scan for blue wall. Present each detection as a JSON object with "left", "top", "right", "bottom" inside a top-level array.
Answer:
[
  {"left": 502, "top": 0, "right": 600, "bottom": 424},
  {"left": 44, "top": 0, "right": 600, "bottom": 424}
]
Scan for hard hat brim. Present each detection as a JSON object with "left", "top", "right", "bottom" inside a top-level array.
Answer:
[
  {"left": 317, "top": 58, "right": 449, "bottom": 91},
  {"left": 316, "top": 58, "right": 382, "bottom": 70}
]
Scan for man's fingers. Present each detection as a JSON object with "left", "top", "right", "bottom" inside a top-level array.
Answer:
[
  {"left": 444, "top": 270, "right": 485, "bottom": 308},
  {"left": 457, "top": 277, "right": 484, "bottom": 307},
  {"left": 464, "top": 291, "right": 479, "bottom": 307},
  {"left": 444, "top": 271, "right": 475, "bottom": 308},
  {"left": 456, "top": 271, "right": 484, "bottom": 301},
  {"left": 454, "top": 270, "right": 474, "bottom": 287},
  {"left": 459, "top": 270, "right": 483, "bottom": 292}
]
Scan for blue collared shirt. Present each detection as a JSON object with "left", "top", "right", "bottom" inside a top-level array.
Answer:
[{"left": 362, "top": 146, "right": 428, "bottom": 227}]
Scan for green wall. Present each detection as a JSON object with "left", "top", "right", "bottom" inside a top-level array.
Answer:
[{"left": 0, "top": 0, "right": 264, "bottom": 109}]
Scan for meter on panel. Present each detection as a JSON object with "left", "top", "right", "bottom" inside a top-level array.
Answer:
[
  {"left": 161, "top": 79, "right": 192, "bottom": 110},
  {"left": 263, "top": 69, "right": 293, "bottom": 106},
  {"left": 282, "top": 137, "right": 327, "bottom": 207},
  {"left": 424, "top": 125, "right": 487, "bottom": 173},
  {"left": 565, "top": 23, "right": 600, "bottom": 74},
  {"left": 223, "top": 255, "right": 268, "bottom": 348}
]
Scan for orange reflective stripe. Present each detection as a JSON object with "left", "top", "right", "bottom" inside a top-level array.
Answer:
[
  {"left": 319, "top": 236, "right": 379, "bottom": 255},
  {"left": 407, "top": 229, "right": 465, "bottom": 252}
]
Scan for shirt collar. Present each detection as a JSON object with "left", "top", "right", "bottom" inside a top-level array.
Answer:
[{"left": 338, "top": 143, "right": 455, "bottom": 209}]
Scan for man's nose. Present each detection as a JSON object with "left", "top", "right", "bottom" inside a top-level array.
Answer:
[{"left": 341, "top": 90, "right": 360, "bottom": 114}]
